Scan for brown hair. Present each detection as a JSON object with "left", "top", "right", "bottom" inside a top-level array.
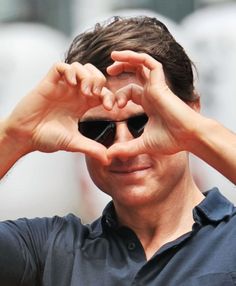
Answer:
[{"left": 65, "top": 16, "right": 197, "bottom": 102}]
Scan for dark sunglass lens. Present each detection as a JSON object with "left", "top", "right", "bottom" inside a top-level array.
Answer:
[
  {"left": 79, "top": 121, "right": 116, "bottom": 147},
  {"left": 98, "top": 123, "right": 116, "bottom": 148},
  {"left": 127, "top": 114, "right": 148, "bottom": 138},
  {"left": 79, "top": 121, "right": 109, "bottom": 140}
]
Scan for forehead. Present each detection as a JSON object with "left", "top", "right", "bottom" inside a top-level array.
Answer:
[
  {"left": 82, "top": 73, "right": 144, "bottom": 120},
  {"left": 106, "top": 73, "right": 141, "bottom": 92}
]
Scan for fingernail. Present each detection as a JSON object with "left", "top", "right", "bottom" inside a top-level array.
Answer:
[
  {"left": 117, "top": 98, "right": 124, "bottom": 107},
  {"left": 71, "top": 75, "right": 77, "bottom": 85},
  {"left": 105, "top": 98, "right": 113, "bottom": 110},
  {"left": 93, "top": 87, "right": 101, "bottom": 95},
  {"left": 83, "top": 86, "right": 92, "bottom": 95}
]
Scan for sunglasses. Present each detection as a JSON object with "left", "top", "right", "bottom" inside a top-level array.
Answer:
[{"left": 79, "top": 113, "right": 148, "bottom": 148}]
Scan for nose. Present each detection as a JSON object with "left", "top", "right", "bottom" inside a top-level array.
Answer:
[
  {"left": 111, "top": 122, "right": 135, "bottom": 162},
  {"left": 114, "top": 121, "right": 133, "bottom": 144}
]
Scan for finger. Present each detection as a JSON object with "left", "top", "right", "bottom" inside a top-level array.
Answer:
[
  {"left": 107, "top": 61, "right": 150, "bottom": 84},
  {"left": 112, "top": 51, "right": 172, "bottom": 107},
  {"left": 111, "top": 50, "right": 158, "bottom": 70},
  {"left": 70, "top": 62, "right": 93, "bottom": 95},
  {"left": 107, "top": 137, "right": 146, "bottom": 160},
  {"left": 115, "top": 84, "right": 143, "bottom": 108},
  {"left": 100, "top": 87, "right": 115, "bottom": 110},
  {"left": 68, "top": 134, "right": 110, "bottom": 165},
  {"left": 46, "top": 62, "right": 94, "bottom": 94},
  {"left": 111, "top": 51, "right": 164, "bottom": 86},
  {"left": 107, "top": 62, "right": 138, "bottom": 76},
  {"left": 84, "top": 63, "right": 107, "bottom": 95},
  {"left": 44, "top": 62, "right": 75, "bottom": 85}
]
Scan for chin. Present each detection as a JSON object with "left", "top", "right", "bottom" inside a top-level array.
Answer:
[{"left": 106, "top": 185, "right": 157, "bottom": 208}]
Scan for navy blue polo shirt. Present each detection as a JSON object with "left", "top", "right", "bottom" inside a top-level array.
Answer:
[{"left": 1, "top": 187, "right": 236, "bottom": 286}]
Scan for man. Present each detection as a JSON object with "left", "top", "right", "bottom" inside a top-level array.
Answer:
[{"left": 0, "top": 16, "right": 236, "bottom": 285}]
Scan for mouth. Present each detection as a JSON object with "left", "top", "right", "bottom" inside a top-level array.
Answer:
[{"left": 109, "top": 166, "right": 151, "bottom": 174}]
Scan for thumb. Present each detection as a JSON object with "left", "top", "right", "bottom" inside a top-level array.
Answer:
[
  {"left": 68, "top": 135, "right": 110, "bottom": 165},
  {"left": 107, "top": 137, "right": 146, "bottom": 160}
]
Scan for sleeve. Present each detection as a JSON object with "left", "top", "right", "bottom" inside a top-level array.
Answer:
[{"left": 0, "top": 216, "right": 64, "bottom": 286}]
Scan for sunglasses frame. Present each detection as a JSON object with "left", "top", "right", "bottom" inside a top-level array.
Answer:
[{"left": 79, "top": 113, "right": 148, "bottom": 147}]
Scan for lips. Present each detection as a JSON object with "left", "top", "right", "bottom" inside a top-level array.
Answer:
[
  {"left": 109, "top": 165, "right": 151, "bottom": 174},
  {"left": 108, "top": 155, "right": 153, "bottom": 175}
]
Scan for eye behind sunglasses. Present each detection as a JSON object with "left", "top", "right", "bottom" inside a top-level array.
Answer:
[{"left": 79, "top": 113, "right": 148, "bottom": 147}]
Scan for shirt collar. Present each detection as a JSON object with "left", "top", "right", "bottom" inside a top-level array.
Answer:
[
  {"left": 193, "top": 187, "right": 235, "bottom": 224},
  {"left": 101, "top": 188, "right": 235, "bottom": 231},
  {"left": 101, "top": 201, "right": 119, "bottom": 230}
]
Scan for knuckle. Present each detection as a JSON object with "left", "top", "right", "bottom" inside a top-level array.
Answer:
[
  {"left": 53, "top": 62, "right": 66, "bottom": 70},
  {"left": 71, "top": 61, "right": 82, "bottom": 68},
  {"left": 84, "top": 63, "right": 94, "bottom": 69},
  {"left": 98, "top": 74, "right": 106, "bottom": 84},
  {"left": 140, "top": 52, "right": 146, "bottom": 57},
  {"left": 53, "top": 62, "right": 70, "bottom": 76},
  {"left": 157, "top": 61, "right": 163, "bottom": 68},
  {"left": 53, "top": 62, "right": 61, "bottom": 69}
]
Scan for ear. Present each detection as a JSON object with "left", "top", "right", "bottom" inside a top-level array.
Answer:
[{"left": 187, "top": 90, "right": 201, "bottom": 113}]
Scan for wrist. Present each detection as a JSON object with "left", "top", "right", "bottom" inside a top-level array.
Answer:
[
  {"left": 0, "top": 119, "right": 32, "bottom": 178},
  {"left": 186, "top": 115, "right": 221, "bottom": 157},
  {"left": 181, "top": 114, "right": 211, "bottom": 154},
  {"left": 186, "top": 115, "right": 236, "bottom": 183}
]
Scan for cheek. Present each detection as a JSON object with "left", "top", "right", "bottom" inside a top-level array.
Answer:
[
  {"left": 85, "top": 156, "right": 107, "bottom": 190},
  {"left": 151, "top": 152, "right": 189, "bottom": 182}
]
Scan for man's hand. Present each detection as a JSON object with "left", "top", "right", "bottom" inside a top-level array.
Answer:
[
  {"left": 106, "top": 50, "right": 201, "bottom": 157},
  {"left": 1, "top": 62, "right": 115, "bottom": 167}
]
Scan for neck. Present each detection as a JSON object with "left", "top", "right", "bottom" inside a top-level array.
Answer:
[{"left": 114, "top": 176, "right": 204, "bottom": 260}]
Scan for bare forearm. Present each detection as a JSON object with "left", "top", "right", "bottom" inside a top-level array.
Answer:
[
  {"left": 189, "top": 117, "right": 236, "bottom": 184},
  {"left": 0, "top": 120, "right": 29, "bottom": 179}
]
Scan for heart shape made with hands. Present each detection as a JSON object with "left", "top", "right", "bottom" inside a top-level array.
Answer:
[
  {"left": 78, "top": 82, "right": 148, "bottom": 165},
  {"left": 38, "top": 51, "right": 196, "bottom": 163}
]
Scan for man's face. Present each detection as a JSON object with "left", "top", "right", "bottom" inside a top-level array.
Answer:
[{"left": 83, "top": 74, "right": 190, "bottom": 208}]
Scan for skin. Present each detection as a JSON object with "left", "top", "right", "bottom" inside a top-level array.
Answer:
[
  {"left": 85, "top": 75, "right": 201, "bottom": 207},
  {"left": 0, "top": 61, "right": 114, "bottom": 177},
  {"left": 106, "top": 51, "right": 236, "bottom": 185},
  {"left": 1, "top": 50, "right": 236, "bottom": 259},
  {"left": 84, "top": 73, "right": 204, "bottom": 259}
]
